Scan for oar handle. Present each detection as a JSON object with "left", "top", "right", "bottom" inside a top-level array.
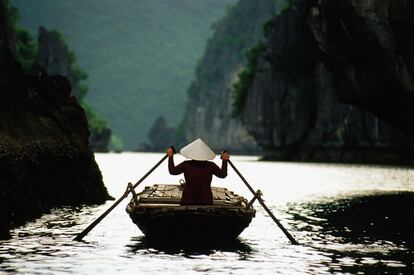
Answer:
[
  {"left": 73, "top": 152, "right": 170, "bottom": 241},
  {"left": 228, "top": 159, "right": 299, "bottom": 245}
]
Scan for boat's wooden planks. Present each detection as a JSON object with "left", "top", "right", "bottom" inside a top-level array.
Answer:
[
  {"left": 213, "top": 188, "right": 226, "bottom": 200},
  {"left": 171, "top": 186, "right": 182, "bottom": 198},
  {"left": 132, "top": 203, "right": 249, "bottom": 209},
  {"left": 126, "top": 184, "right": 256, "bottom": 240},
  {"left": 135, "top": 184, "right": 248, "bottom": 206}
]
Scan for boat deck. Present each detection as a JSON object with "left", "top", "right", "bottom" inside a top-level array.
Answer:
[
  {"left": 133, "top": 184, "right": 249, "bottom": 207},
  {"left": 126, "top": 184, "right": 255, "bottom": 239}
]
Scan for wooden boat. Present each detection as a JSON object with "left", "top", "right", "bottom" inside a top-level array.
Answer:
[{"left": 126, "top": 184, "right": 256, "bottom": 240}]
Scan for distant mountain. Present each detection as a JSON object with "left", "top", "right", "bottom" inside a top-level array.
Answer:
[
  {"left": 11, "top": 0, "right": 236, "bottom": 149},
  {"left": 177, "top": 0, "right": 277, "bottom": 153}
]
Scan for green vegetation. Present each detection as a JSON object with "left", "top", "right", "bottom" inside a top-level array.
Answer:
[
  {"left": 267, "top": 38, "right": 318, "bottom": 110},
  {"left": 110, "top": 134, "right": 124, "bottom": 152},
  {"left": 68, "top": 48, "right": 88, "bottom": 100},
  {"left": 12, "top": 0, "right": 236, "bottom": 149},
  {"left": 53, "top": 30, "right": 89, "bottom": 101},
  {"left": 185, "top": 0, "right": 263, "bottom": 109},
  {"left": 5, "top": 2, "right": 115, "bottom": 149},
  {"left": 185, "top": 0, "right": 276, "bottom": 103},
  {"left": 231, "top": 42, "right": 265, "bottom": 118},
  {"left": 231, "top": 0, "right": 317, "bottom": 119},
  {"left": 276, "top": 0, "right": 295, "bottom": 15},
  {"left": 262, "top": 20, "right": 274, "bottom": 38},
  {"left": 49, "top": 31, "right": 107, "bottom": 136},
  {"left": 82, "top": 102, "right": 107, "bottom": 135},
  {"left": 53, "top": 33, "right": 117, "bottom": 149},
  {"left": 5, "top": 0, "right": 37, "bottom": 71},
  {"left": 14, "top": 28, "right": 37, "bottom": 71}
]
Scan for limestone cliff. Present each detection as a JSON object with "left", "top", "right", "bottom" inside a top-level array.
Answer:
[
  {"left": 306, "top": 0, "right": 414, "bottom": 138},
  {"left": 0, "top": 1, "right": 111, "bottom": 236},
  {"left": 142, "top": 116, "right": 176, "bottom": 152},
  {"left": 34, "top": 26, "right": 111, "bottom": 152},
  {"left": 239, "top": 0, "right": 413, "bottom": 162},
  {"left": 178, "top": 0, "right": 277, "bottom": 153}
]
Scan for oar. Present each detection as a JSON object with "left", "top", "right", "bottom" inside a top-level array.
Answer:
[
  {"left": 227, "top": 158, "right": 299, "bottom": 245},
  {"left": 73, "top": 147, "right": 175, "bottom": 241}
]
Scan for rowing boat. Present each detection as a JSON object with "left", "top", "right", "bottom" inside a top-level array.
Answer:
[{"left": 126, "top": 184, "right": 255, "bottom": 240}]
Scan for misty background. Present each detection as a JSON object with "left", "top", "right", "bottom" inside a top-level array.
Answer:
[{"left": 12, "top": 0, "right": 237, "bottom": 149}]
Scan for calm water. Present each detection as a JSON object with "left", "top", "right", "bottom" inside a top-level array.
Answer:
[{"left": 1, "top": 153, "right": 414, "bottom": 274}]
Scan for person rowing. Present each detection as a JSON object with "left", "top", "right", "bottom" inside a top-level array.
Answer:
[{"left": 167, "top": 138, "right": 230, "bottom": 205}]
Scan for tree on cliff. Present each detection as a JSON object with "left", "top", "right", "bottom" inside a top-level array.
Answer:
[
  {"left": 3, "top": 0, "right": 116, "bottom": 151},
  {"left": 0, "top": 0, "right": 37, "bottom": 71},
  {"left": 0, "top": 0, "right": 111, "bottom": 236},
  {"left": 229, "top": 0, "right": 414, "bottom": 163}
]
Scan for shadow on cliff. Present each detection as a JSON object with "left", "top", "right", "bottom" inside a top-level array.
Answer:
[
  {"left": 307, "top": 0, "right": 414, "bottom": 139},
  {"left": 0, "top": 44, "right": 111, "bottom": 236},
  {"left": 237, "top": 0, "right": 414, "bottom": 163}
]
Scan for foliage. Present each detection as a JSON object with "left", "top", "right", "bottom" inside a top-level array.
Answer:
[
  {"left": 81, "top": 101, "right": 107, "bottom": 134},
  {"left": 6, "top": 1, "right": 111, "bottom": 149},
  {"left": 11, "top": 0, "right": 236, "bottom": 149},
  {"left": 232, "top": 2, "right": 317, "bottom": 120},
  {"left": 262, "top": 20, "right": 273, "bottom": 38},
  {"left": 14, "top": 29, "right": 37, "bottom": 70},
  {"left": 109, "top": 134, "right": 124, "bottom": 152},
  {"left": 231, "top": 42, "right": 265, "bottom": 118},
  {"left": 4, "top": 1, "right": 37, "bottom": 71},
  {"left": 67, "top": 49, "right": 89, "bottom": 91},
  {"left": 51, "top": 29, "right": 67, "bottom": 44},
  {"left": 182, "top": 0, "right": 278, "bottom": 140},
  {"left": 5, "top": 0, "right": 18, "bottom": 25},
  {"left": 186, "top": 0, "right": 274, "bottom": 100},
  {"left": 54, "top": 31, "right": 89, "bottom": 101},
  {"left": 11, "top": 0, "right": 290, "bottom": 149},
  {"left": 52, "top": 31, "right": 108, "bottom": 140},
  {"left": 276, "top": 0, "right": 294, "bottom": 14}
]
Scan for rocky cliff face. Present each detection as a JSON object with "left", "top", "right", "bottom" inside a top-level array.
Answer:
[
  {"left": 142, "top": 115, "right": 176, "bottom": 152},
  {"left": 307, "top": 0, "right": 414, "bottom": 139},
  {"left": 241, "top": 0, "right": 413, "bottom": 162},
  {"left": 34, "top": 26, "right": 111, "bottom": 151},
  {"left": 178, "top": 0, "right": 277, "bottom": 153},
  {"left": 0, "top": 10, "right": 111, "bottom": 235}
]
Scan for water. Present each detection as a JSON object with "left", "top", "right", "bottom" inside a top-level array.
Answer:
[{"left": 1, "top": 153, "right": 413, "bottom": 274}]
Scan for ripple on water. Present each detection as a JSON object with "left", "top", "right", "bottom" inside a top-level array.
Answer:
[
  {"left": 290, "top": 191, "right": 414, "bottom": 274},
  {"left": 1, "top": 155, "right": 414, "bottom": 274}
]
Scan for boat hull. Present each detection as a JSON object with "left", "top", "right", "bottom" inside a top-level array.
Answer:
[
  {"left": 128, "top": 205, "right": 255, "bottom": 240},
  {"left": 126, "top": 184, "right": 256, "bottom": 240}
]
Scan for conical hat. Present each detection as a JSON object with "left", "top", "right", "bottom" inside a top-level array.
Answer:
[{"left": 180, "top": 138, "right": 215, "bottom": 161}]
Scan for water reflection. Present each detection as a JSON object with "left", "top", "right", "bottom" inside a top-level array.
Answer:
[
  {"left": 290, "top": 191, "right": 414, "bottom": 274},
  {"left": 1, "top": 154, "right": 414, "bottom": 274},
  {"left": 127, "top": 236, "right": 253, "bottom": 258}
]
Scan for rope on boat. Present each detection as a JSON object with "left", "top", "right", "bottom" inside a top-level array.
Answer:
[
  {"left": 246, "top": 190, "right": 262, "bottom": 210},
  {"left": 126, "top": 182, "right": 138, "bottom": 204}
]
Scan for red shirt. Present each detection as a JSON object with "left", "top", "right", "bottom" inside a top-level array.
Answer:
[{"left": 168, "top": 157, "right": 227, "bottom": 205}]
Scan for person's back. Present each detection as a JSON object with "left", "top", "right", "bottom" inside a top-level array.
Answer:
[{"left": 167, "top": 138, "right": 229, "bottom": 205}]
